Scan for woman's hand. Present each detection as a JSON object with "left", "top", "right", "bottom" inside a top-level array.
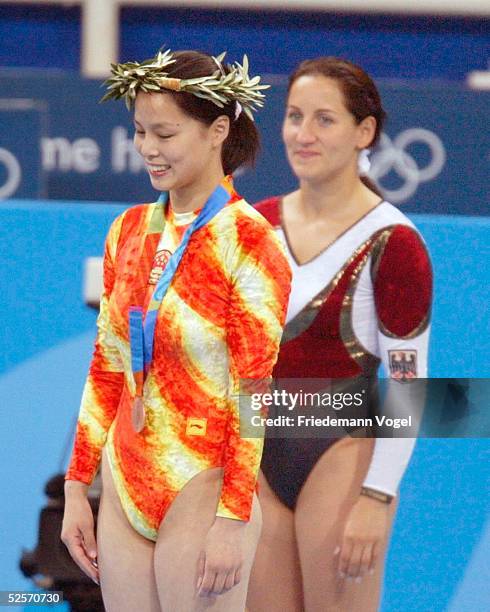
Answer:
[
  {"left": 335, "top": 494, "right": 392, "bottom": 581},
  {"left": 61, "top": 481, "right": 99, "bottom": 585},
  {"left": 197, "top": 516, "right": 246, "bottom": 597}
]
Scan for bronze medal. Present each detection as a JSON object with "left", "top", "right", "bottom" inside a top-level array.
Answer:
[{"left": 132, "top": 395, "right": 146, "bottom": 433}]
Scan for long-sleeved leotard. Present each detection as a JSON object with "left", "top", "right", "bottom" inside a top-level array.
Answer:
[
  {"left": 66, "top": 183, "right": 291, "bottom": 540},
  {"left": 255, "top": 196, "right": 432, "bottom": 508}
]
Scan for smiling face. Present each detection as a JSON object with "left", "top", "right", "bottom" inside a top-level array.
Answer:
[
  {"left": 282, "top": 75, "right": 375, "bottom": 185},
  {"left": 133, "top": 91, "right": 228, "bottom": 194}
]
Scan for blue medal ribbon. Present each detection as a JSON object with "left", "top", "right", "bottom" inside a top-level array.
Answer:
[{"left": 129, "top": 179, "right": 234, "bottom": 393}]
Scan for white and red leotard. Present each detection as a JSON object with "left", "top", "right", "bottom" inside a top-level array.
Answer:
[{"left": 256, "top": 196, "right": 433, "bottom": 508}]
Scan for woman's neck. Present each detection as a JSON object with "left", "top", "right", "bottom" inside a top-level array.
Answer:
[
  {"left": 296, "top": 170, "right": 378, "bottom": 222},
  {"left": 169, "top": 166, "right": 226, "bottom": 213}
]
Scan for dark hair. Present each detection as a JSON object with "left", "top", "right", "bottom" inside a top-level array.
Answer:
[
  {"left": 161, "top": 50, "right": 260, "bottom": 176},
  {"left": 288, "top": 57, "right": 386, "bottom": 195}
]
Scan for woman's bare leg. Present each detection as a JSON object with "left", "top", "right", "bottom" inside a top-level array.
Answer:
[
  {"left": 97, "top": 449, "right": 161, "bottom": 612},
  {"left": 154, "top": 467, "right": 262, "bottom": 612},
  {"left": 246, "top": 471, "right": 304, "bottom": 612},
  {"left": 294, "top": 437, "right": 398, "bottom": 612}
]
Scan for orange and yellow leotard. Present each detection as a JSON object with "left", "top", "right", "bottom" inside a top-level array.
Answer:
[{"left": 66, "top": 180, "right": 291, "bottom": 540}]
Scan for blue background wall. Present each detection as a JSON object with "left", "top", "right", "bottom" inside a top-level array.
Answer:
[
  {"left": 0, "top": 5, "right": 489, "bottom": 80},
  {"left": 0, "top": 202, "right": 489, "bottom": 611},
  {"left": 1, "top": 5, "right": 489, "bottom": 214},
  {"left": 2, "top": 73, "right": 489, "bottom": 215}
]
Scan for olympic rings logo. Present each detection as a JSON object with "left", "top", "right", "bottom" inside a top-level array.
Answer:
[
  {"left": 0, "top": 147, "right": 22, "bottom": 199},
  {"left": 370, "top": 128, "right": 446, "bottom": 203}
]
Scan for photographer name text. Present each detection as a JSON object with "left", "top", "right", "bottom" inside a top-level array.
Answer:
[{"left": 250, "top": 414, "right": 412, "bottom": 429}]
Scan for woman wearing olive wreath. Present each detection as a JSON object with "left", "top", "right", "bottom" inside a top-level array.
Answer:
[{"left": 61, "top": 48, "right": 291, "bottom": 612}]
